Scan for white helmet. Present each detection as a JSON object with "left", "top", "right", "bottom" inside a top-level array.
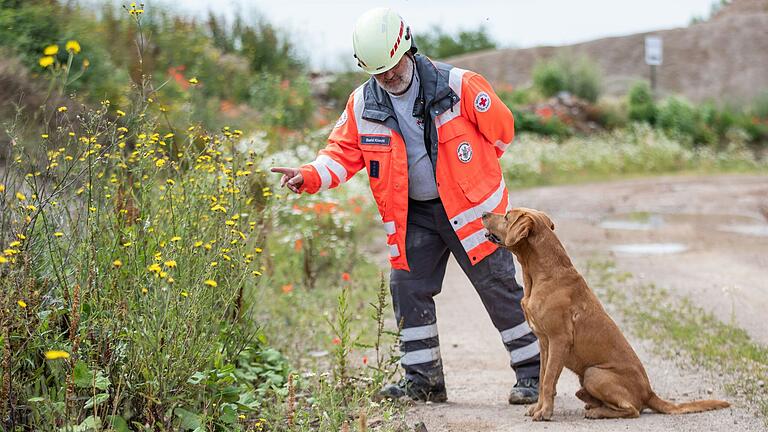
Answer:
[{"left": 352, "top": 7, "right": 412, "bottom": 75}]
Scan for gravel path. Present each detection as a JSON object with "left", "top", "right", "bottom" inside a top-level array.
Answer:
[{"left": 405, "top": 174, "right": 767, "bottom": 431}]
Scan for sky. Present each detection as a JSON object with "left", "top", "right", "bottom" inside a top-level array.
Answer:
[{"left": 142, "top": 0, "right": 718, "bottom": 71}]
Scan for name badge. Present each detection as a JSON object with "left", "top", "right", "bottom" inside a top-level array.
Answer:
[{"left": 360, "top": 135, "right": 391, "bottom": 146}]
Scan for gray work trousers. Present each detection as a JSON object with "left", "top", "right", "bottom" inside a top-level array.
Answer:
[{"left": 390, "top": 197, "right": 540, "bottom": 389}]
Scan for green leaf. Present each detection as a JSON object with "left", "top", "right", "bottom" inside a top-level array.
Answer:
[
  {"left": 59, "top": 415, "right": 102, "bottom": 432},
  {"left": 73, "top": 361, "right": 93, "bottom": 388},
  {"left": 187, "top": 371, "right": 207, "bottom": 385},
  {"left": 94, "top": 372, "right": 111, "bottom": 391},
  {"left": 219, "top": 403, "right": 238, "bottom": 424},
  {"left": 174, "top": 407, "right": 202, "bottom": 430},
  {"left": 84, "top": 393, "right": 109, "bottom": 409},
  {"left": 105, "top": 415, "right": 130, "bottom": 432}
]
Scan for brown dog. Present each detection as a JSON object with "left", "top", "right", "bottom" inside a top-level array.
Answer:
[{"left": 481, "top": 207, "right": 730, "bottom": 421}]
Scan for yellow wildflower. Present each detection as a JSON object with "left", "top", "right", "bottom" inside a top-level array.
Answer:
[
  {"left": 180, "top": 291, "right": 188, "bottom": 297},
  {"left": 159, "top": 271, "right": 168, "bottom": 278},
  {"left": 0, "top": 184, "right": 4, "bottom": 193},
  {"left": 141, "top": 287, "right": 148, "bottom": 294},
  {"left": 170, "top": 236, "right": 181, "bottom": 242},
  {"left": 17, "top": 234, "right": 26, "bottom": 240},
  {"left": 122, "top": 241, "right": 133, "bottom": 247},
  {"left": 147, "top": 263, "right": 162, "bottom": 274},
  {"left": 204, "top": 279, "right": 217, "bottom": 287},
  {"left": 65, "top": 40, "right": 81, "bottom": 54},
  {"left": 18, "top": 300, "right": 27, "bottom": 308},
  {"left": 41, "top": 134, "right": 49, "bottom": 139},
  {"left": 188, "top": 77, "right": 199, "bottom": 85},
  {"left": 39, "top": 56, "right": 54, "bottom": 68},
  {"left": 164, "top": 260, "right": 177, "bottom": 268},
  {"left": 9, "top": 241, "right": 21, "bottom": 247},
  {"left": 0, "top": 256, "right": 7, "bottom": 264},
  {"left": 57, "top": 106, "right": 68, "bottom": 112},
  {"left": 43, "top": 45, "right": 58, "bottom": 55},
  {"left": 113, "top": 259, "right": 122, "bottom": 268},
  {"left": 44, "top": 350, "right": 70, "bottom": 360},
  {"left": 155, "top": 159, "right": 166, "bottom": 168},
  {"left": 167, "top": 277, "right": 175, "bottom": 284},
  {"left": 16, "top": 192, "right": 26, "bottom": 201},
  {"left": 116, "top": 109, "right": 126, "bottom": 117},
  {"left": 53, "top": 232, "right": 64, "bottom": 238},
  {"left": 194, "top": 241, "right": 203, "bottom": 248},
  {"left": 210, "top": 261, "right": 218, "bottom": 267},
  {"left": 255, "top": 247, "right": 263, "bottom": 253},
  {"left": 166, "top": 179, "right": 175, "bottom": 185}
]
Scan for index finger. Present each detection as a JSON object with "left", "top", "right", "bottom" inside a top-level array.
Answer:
[{"left": 270, "top": 167, "right": 293, "bottom": 175}]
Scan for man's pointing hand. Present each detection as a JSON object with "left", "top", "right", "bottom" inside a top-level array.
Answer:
[{"left": 270, "top": 167, "right": 303, "bottom": 194}]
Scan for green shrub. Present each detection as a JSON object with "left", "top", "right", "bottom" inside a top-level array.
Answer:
[
  {"left": 749, "top": 91, "right": 768, "bottom": 119},
  {"left": 627, "top": 81, "right": 657, "bottom": 124},
  {"left": 326, "top": 71, "right": 368, "bottom": 111},
  {"left": 512, "top": 108, "right": 573, "bottom": 140},
  {"left": 589, "top": 100, "right": 629, "bottom": 130},
  {"left": 532, "top": 54, "right": 602, "bottom": 103},
  {"left": 416, "top": 24, "right": 497, "bottom": 59}
]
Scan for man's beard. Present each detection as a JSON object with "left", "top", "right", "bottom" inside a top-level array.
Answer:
[{"left": 377, "top": 56, "right": 414, "bottom": 95}]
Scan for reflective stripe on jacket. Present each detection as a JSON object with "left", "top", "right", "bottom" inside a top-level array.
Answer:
[{"left": 298, "top": 54, "right": 515, "bottom": 271}]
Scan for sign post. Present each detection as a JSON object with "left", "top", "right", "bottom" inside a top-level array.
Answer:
[{"left": 644, "top": 36, "right": 663, "bottom": 97}]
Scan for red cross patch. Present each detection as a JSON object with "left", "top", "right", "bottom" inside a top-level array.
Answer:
[{"left": 474, "top": 92, "right": 491, "bottom": 113}]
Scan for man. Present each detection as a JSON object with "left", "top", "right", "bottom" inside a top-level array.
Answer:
[{"left": 271, "top": 7, "right": 539, "bottom": 404}]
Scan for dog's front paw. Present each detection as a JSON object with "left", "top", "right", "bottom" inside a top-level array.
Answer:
[
  {"left": 531, "top": 406, "right": 553, "bottom": 422},
  {"left": 525, "top": 404, "right": 539, "bottom": 416}
]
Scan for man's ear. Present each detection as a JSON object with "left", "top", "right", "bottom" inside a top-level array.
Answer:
[{"left": 505, "top": 213, "right": 534, "bottom": 246}]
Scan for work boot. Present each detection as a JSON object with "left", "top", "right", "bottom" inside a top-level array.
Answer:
[
  {"left": 508, "top": 377, "right": 539, "bottom": 404},
  {"left": 377, "top": 378, "right": 448, "bottom": 403}
]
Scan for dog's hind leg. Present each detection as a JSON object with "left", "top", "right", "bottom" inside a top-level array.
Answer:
[
  {"left": 576, "top": 387, "right": 602, "bottom": 410},
  {"left": 582, "top": 367, "right": 641, "bottom": 419},
  {"left": 585, "top": 405, "right": 639, "bottom": 419}
]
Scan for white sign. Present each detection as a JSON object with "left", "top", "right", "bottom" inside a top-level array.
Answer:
[{"left": 645, "top": 36, "right": 663, "bottom": 66}]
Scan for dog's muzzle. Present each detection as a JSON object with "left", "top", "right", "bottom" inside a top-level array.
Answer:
[{"left": 485, "top": 230, "right": 504, "bottom": 246}]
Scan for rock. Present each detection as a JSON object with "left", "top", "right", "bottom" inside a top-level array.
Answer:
[
  {"left": 413, "top": 421, "right": 428, "bottom": 432},
  {"left": 707, "top": 388, "right": 714, "bottom": 395}
]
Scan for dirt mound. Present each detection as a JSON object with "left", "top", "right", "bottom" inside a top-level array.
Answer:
[{"left": 447, "top": 0, "right": 768, "bottom": 105}]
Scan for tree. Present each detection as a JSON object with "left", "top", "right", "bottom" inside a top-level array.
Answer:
[{"left": 415, "top": 25, "right": 497, "bottom": 59}]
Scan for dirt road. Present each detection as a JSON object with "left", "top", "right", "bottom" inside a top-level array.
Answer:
[{"left": 406, "top": 174, "right": 767, "bottom": 431}]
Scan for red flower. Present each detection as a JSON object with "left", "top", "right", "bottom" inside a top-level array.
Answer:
[
  {"left": 341, "top": 272, "right": 350, "bottom": 281},
  {"left": 362, "top": 356, "right": 368, "bottom": 365},
  {"left": 332, "top": 337, "right": 341, "bottom": 345},
  {"left": 281, "top": 284, "right": 293, "bottom": 294}
]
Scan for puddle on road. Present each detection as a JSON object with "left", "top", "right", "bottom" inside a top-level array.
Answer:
[
  {"left": 600, "top": 215, "right": 664, "bottom": 231},
  {"left": 611, "top": 243, "right": 688, "bottom": 255},
  {"left": 717, "top": 224, "right": 768, "bottom": 237}
]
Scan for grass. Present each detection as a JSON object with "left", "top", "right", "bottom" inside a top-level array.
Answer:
[
  {"left": 503, "top": 124, "right": 768, "bottom": 189},
  {"left": 585, "top": 260, "right": 768, "bottom": 422}
]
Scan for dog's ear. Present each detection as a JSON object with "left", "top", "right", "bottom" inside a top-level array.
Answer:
[
  {"left": 505, "top": 211, "right": 534, "bottom": 246},
  {"left": 538, "top": 211, "right": 555, "bottom": 231}
]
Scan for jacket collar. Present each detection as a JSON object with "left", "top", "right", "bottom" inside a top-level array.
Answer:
[{"left": 362, "top": 54, "right": 456, "bottom": 123}]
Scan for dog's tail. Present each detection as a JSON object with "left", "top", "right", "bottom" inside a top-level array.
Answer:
[{"left": 646, "top": 392, "right": 730, "bottom": 414}]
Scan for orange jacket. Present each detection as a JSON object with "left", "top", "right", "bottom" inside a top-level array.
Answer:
[{"left": 299, "top": 55, "right": 515, "bottom": 271}]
